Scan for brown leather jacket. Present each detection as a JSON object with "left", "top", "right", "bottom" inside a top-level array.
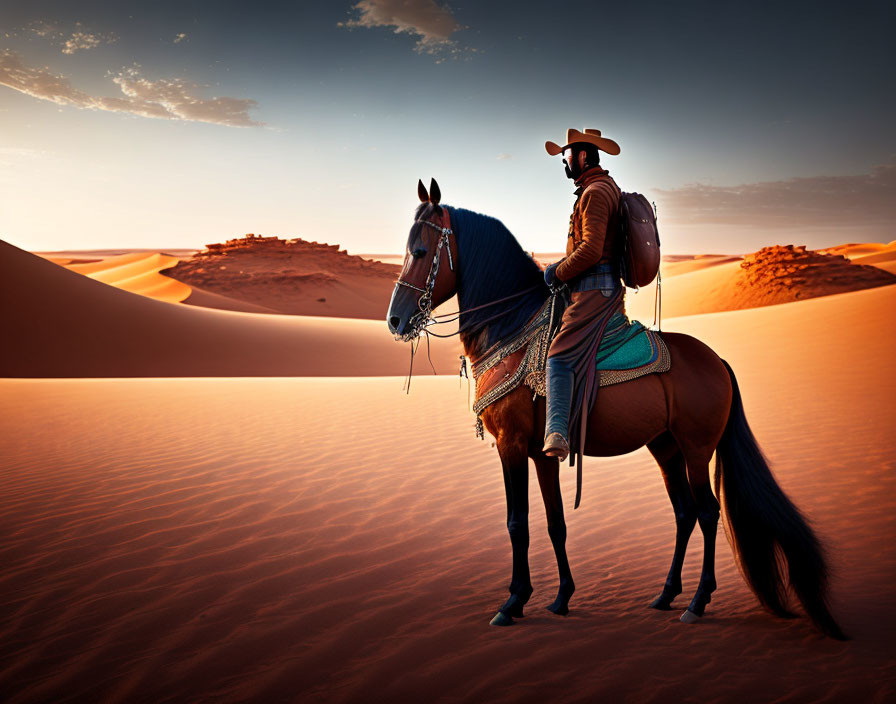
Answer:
[{"left": 555, "top": 165, "right": 621, "bottom": 282}]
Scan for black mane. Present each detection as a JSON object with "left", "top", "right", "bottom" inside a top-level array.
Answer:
[{"left": 444, "top": 205, "right": 548, "bottom": 355}]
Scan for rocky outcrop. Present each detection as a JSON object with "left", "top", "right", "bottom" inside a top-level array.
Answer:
[
  {"left": 162, "top": 234, "right": 401, "bottom": 319},
  {"left": 737, "top": 244, "right": 896, "bottom": 300}
]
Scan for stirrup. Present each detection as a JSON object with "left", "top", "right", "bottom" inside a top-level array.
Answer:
[{"left": 542, "top": 432, "right": 569, "bottom": 461}]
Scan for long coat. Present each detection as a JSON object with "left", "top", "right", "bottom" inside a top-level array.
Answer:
[{"left": 548, "top": 165, "right": 625, "bottom": 468}]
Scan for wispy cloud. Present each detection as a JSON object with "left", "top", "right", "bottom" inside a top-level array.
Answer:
[
  {"left": 0, "top": 50, "right": 262, "bottom": 127},
  {"left": 656, "top": 161, "right": 896, "bottom": 228},
  {"left": 496, "top": 153, "right": 512, "bottom": 160},
  {"left": 23, "top": 20, "right": 116, "bottom": 54},
  {"left": 62, "top": 31, "right": 103, "bottom": 54},
  {"left": 338, "top": 0, "right": 471, "bottom": 60}
]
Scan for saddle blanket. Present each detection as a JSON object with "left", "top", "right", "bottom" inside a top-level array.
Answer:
[
  {"left": 472, "top": 310, "right": 670, "bottom": 418},
  {"left": 594, "top": 312, "right": 670, "bottom": 385}
]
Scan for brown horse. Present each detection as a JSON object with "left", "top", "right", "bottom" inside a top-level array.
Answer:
[{"left": 387, "top": 179, "right": 845, "bottom": 639}]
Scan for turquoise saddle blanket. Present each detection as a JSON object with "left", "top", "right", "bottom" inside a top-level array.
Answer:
[{"left": 595, "top": 312, "right": 670, "bottom": 385}]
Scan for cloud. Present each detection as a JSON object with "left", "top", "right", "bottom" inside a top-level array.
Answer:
[
  {"left": 27, "top": 21, "right": 59, "bottom": 39},
  {"left": 62, "top": 31, "right": 103, "bottom": 54},
  {"left": 0, "top": 50, "right": 261, "bottom": 127},
  {"left": 174, "top": 32, "right": 188, "bottom": 44},
  {"left": 496, "top": 153, "right": 512, "bottom": 160},
  {"left": 656, "top": 161, "right": 896, "bottom": 229},
  {"left": 339, "top": 0, "right": 466, "bottom": 57},
  {"left": 24, "top": 21, "right": 115, "bottom": 54}
]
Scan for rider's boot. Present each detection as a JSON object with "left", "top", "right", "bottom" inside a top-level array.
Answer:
[{"left": 543, "top": 356, "right": 573, "bottom": 461}]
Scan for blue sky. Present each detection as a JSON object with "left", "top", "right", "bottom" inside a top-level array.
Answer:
[{"left": 1, "top": 1, "right": 893, "bottom": 254}]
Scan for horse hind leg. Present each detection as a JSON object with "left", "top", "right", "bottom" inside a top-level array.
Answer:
[
  {"left": 647, "top": 433, "right": 697, "bottom": 610},
  {"left": 679, "top": 453, "right": 721, "bottom": 624}
]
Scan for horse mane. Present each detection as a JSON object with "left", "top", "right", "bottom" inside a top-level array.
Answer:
[{"left": 443, "top": 205, "right": 548, "bottom": 355}]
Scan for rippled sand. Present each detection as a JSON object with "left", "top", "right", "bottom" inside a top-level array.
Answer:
[{"left": 2, "top": 284, "right": 895, "bottom": 702}]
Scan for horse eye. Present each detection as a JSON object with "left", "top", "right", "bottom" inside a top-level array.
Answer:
[{"left": 412, "top": 248, "right": 427, "bottom": 259}]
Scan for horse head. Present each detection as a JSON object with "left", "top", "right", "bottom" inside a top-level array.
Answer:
[{"left": 387, "top": 178, "right": 458, "bottom": 340}]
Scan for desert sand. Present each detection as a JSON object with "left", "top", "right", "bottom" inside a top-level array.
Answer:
[
  {"left": 2, "top": 247, "right": 895, "bottom": 701},
  {"left": 2, "top": 240, "right": 461, "bottom": 377},
  {"left": 624, "top": 244, "right": 896, "bottom": 322},
  {"left": 66, "top": 251, "right": 193, "bottom": 304},
  {"left": 32, "top": 239, "right": 896, "bottom": 333}
]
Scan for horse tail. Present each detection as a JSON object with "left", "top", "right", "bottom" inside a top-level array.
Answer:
[{"left": 715, "top": 359, "right": 846, "bottom": 640}]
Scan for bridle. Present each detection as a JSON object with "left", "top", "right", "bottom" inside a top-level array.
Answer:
[
  {"left": 392, "top": 203, "right": 546, "bottom": 394},
  {"left": 394, "top": 211, "right": 455, "bottom": 342}
]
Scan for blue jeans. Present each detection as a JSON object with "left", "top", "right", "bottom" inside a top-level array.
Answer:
[
  {"left": 545, "top": 262, "right": 621, "bottom": 441},
  {"left": 545, "top": 356, "right": 573, "bottom": 440}
]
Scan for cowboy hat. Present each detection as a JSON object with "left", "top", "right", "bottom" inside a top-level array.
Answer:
[{"left": 545, "top": 128, "right": 620, "bottom": 156}]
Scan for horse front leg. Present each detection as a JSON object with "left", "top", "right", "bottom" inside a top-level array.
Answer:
[
  {"left": 534, "top": 454, "right": 575, "bottom": 615},
  {"left": 490, "top": 442, "right": 533, "bottom": 626}
]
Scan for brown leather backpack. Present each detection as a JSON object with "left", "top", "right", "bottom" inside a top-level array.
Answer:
[{"left": 618, "top": 192, "right": 660, "bottom": 288}]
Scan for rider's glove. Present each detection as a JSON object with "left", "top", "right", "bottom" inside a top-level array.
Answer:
[{"left": 544, "top": 261, "right": 564, "bottom": 289}]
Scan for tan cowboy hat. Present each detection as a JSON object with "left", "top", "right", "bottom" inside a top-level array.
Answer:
[{"left": 545, "top": 128, "right": 620, "bottom": 156}]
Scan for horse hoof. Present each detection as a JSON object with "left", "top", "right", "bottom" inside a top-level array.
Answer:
[
  {"left": 490, "top": 611, "right": 515, "bottom": 627},
  {"left": 649, "top": 595, "right": 675, "bottom": 610},
  {"left": 546, "top": 602, "right": 569, "bottom": 616},
  {"left": 680, "top": 609, "right": 701, "bottom": 624}
]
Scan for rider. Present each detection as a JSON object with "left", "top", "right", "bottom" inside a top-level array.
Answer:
[{"left": 542, "top": 128, "right": 624, "bottom": 462}]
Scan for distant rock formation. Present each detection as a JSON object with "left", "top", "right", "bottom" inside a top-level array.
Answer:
[
  {"left": 162, "top": 234, "right": 401, "bottom": 319},
  {"left": 197, "top": 234, "right": 386, "bottom": 267},
  {"left": 738, "top": 244, "right": 895, "bottom": 300}
]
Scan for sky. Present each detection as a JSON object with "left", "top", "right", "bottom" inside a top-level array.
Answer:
[{"left": 1, "top": 0, "right": 894, "bottom": 255}]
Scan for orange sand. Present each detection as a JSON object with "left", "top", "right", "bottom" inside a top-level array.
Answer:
[
  {"left": 1, "top": 282, "right": 894, "bottom": 701},
  {"left": 818, "top": 240, "right": 896, "bottom": 259},
  {"left": 2, "top": 240, "right": 461, "bottom": 377},
  {"left": 34, "top": 241, "right": 896, "bottom": 328},
  {"left": 67, "top": 251, "right": 193, "bottom": 304},
  {"left": 625, "top": 245, "right": 896, "bottom": 322}
]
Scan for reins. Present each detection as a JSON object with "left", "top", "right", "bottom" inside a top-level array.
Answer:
[{"left": 423, "top": 284, "right": 542, "bottom": 338}]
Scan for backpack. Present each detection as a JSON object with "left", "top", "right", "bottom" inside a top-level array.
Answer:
[{"left": 617, "top": 192, "right": 660, "bottom": 288}]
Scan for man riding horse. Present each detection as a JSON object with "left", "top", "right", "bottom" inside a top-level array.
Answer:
[{"left": 542, "top": 128, "right": 624, "bottom": 463}]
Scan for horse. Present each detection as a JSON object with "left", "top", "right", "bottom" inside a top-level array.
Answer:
[{"left": 386, "top": 178, "right": 845, "bottom": 639}]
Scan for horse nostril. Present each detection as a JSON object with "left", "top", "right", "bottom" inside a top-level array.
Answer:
[{"left": 389, "top": 315, "right": 402, "bottom": 332}]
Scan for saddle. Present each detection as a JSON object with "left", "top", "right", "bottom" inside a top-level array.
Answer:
[{"left": 470, "top": 295, "right": 670, "bottom": 438}]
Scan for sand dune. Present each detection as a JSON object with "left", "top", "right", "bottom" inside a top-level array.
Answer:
[
  {"left": 357, "top": 253, "right": 406, "bottom": 266},
  {"left": 36, "top": 239, "right": 895, "bottom": 328},
  {"left": 40, "top": 255, "right": 102, "bottom": 266},
  {"left": 659, "top": 253, "right": 743, "bottom": 277},
  {"left": 850, "top": 248, "right": 896, "bottom": 275},
  {"left": 37, "top": 248, "right": 199, "bottom": 258},
  {"left": 816, "top": 241, "right": 896, "bottom": 275},
  {"left": 177, "top": 284, "right": 281, "bottom": 314},
  {"left": 625, "top": 244, "right": 896, "bottom": 322},
  {"left": 39, "top": 249, "right": 283, "bottom": 313},
  {"left": 65, "top": 251, "right": 193, "bottom": 304},
  {"left": 1, "top": 239, "right": 460, "bottom": 377},
  {"left": 818, "top": 240, "right": 896, "bottom": 259},
  {"left": 1, "top": 283, "right": 893, "bottom": 702}
]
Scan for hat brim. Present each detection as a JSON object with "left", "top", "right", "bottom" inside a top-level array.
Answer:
[
  {"left": 545, "top": 140, "right": 564, "bottom": 156},
  {"left": 544, "top": 136, "right": 621, "bottom": 157}
]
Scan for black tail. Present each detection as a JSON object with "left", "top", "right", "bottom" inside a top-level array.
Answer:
[{"left": 715, "top": 360, "right": 846, "bottom": 640}]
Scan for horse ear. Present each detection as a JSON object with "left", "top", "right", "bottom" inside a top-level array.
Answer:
[
  {"left": 430, "top": 178, "right": 441, "bottom": 205},
  {"left": 417, "top": 179, "right": 429, "bottom": 203}
]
